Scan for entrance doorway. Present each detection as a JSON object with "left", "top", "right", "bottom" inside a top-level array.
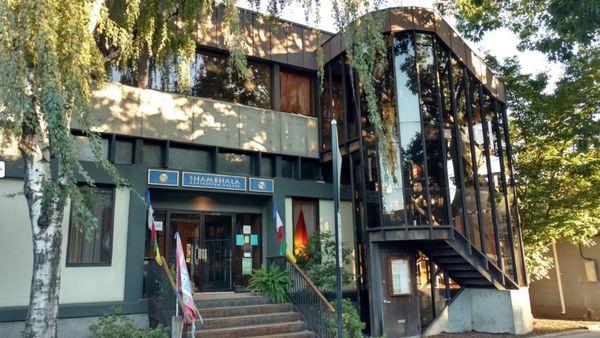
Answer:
[{"left": 169, "top": 212, "right": 233, "bottom": 292}]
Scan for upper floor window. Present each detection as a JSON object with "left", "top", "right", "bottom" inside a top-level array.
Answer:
[
  {"left": 280, "top": 69, "right": 313, "bottom": 116},
  {"left": 67, "top": 186, "right": 114, "bottom": 266}
]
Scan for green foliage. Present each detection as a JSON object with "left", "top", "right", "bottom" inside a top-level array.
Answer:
[
  {"left": 328, "top": 298, "right": 366, "bottom": 338},
  {"left": 296, "top": 232, "right": 354, "bottom": 292},
  {"left": 89, "top": 309, "right": 168, "bottom": 338},
  {"left": 247, "top": 264, "right": 291, "bottom": 304},
  {"left": 435, "top": 0, "right": 600, "bottom": 61},
  {"left": 487, "top": 49, "right": 600, "bottom": 280}
]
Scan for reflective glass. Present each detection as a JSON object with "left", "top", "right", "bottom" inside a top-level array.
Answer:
[
  {"left": 470, "top": 81, "right": 497, "bottom": 263},
  {"left": 280, "top": 69, "right": 312, "bottom": 116},
  {"left": 217, "top": 152, "right": 253, "bottom": 175},
  {"left": 436, "top": 39, "right": 465, "bottom": 233},
  {"left": 452, "top": 58, "right": 482, "bottom": 250},
  {"left": 394, "top": 32, "right": 429, "bottom": 225},
  {"left": 321, "top": 64, "right": 332, "bottom": 150},
  {"left": 142, "top": 142, "right": 163, "bottom": 167},
  {"left": 170, "top": 146, "right": 211, "bottom": 171}
]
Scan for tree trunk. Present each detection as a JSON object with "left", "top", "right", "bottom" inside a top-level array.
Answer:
[
  {"left": 20, "top": 102, "right": 67, "bottom": 338},
  {"left": 137, "top": 45, "right": 150, "bottom": 89}
]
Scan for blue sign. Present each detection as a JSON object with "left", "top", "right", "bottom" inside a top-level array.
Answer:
[
  {"left": 148, "top": 169, "right": 179, "bottom": 186},
  {"left": 182, "top": 172, "right": 247, "bottom": 191},
  {"left": 249, "top": 178, "right": 274, "bottom": 193}
]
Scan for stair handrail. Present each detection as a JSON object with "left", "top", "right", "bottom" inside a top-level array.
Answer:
[
  {"left": 267, "top": 256, "right": 336, "bottom": 338},
  {"left": 285, "top": 255, "right": 336, "bottom": 313}
]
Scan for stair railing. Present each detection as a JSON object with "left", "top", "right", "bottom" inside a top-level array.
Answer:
[{"left": 267, "top": 256, "right": 335, "bottom": 338}]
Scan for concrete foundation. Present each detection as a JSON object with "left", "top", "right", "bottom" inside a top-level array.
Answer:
[
  {"left": 0, "top": 313, "right": 148, "bottom": 338},
  {"left": 423, "top": 287, "right": 533, "bottom": 336}
]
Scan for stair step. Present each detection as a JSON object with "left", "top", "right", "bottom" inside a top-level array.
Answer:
[
  {"left": 195, "top": 321, "right": 307, "bottom": 337},
  {"left": 199, "top": 312, "right": 299, "bottom": 329},
  {"left": 196, "top": 295, "right": 272, "bottom": 308},
  {"left": 199, "top": 303, "right": 294, "bottom": 318},
  {"left": 442, "top": 263, "right": 476, "bottom": 271},
  {"left": 248, "top": 330, "right": 315, "bottom": 338},
  {"left": 436, "top": 256, "right": 465, "bottom": 264},
  {"left": 428, "top": 249, "right": 457, "bottom": 257},
  {"left": 462, "top": 279, "right": 493, "bottom": 286},
  {"left": 451, "top": 271, "right": 483, "bottom": 278}
]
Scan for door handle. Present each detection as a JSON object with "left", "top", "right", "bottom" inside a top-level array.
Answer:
[{"left": 383, "top": 299, "right": 392, "bottom": 304}]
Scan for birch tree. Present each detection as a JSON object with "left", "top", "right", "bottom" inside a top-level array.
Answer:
[{"left": 0, "top": 0, "right": 389, "bottom": 336}]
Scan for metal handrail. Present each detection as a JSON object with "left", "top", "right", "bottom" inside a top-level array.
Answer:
[{"left": 267, "top": 256, "right": 335, "bottom": 338}]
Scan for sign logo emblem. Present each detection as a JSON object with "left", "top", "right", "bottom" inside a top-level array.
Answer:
[
  {"left": 159, "top": 173, "right": 169, "bottom": 183},
  {"left": 258, "top": 181, "right": 266, "bottom": 189}
]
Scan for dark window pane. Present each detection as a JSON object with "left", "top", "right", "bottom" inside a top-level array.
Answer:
[
  {"left": 260, "top": 156, "right": 273, "bottom": 177},
  {"left": 143, "top": 142, "right": 163, "bottom": 167},
  {"left": 453, "top": 58, "right": 482, "bottom": 251},
  {"left": 115, "top": 139, "right": 134, "bottom": 165},
  {"left": 74, "top": 136, "right": 109, "bottom": 162},
  {"left": 344, "top": 60, "right": 359, "bottom": 139},
  {"left": 301, "top": 159, "right": 318, "bottom": 180},
  {"left": 190, "top": 51, "right": 271, "bottom": 108},
  {"left": 67, "top": 186, "right": 114, "bottom": 265},
  {"left": 321, "top": 64, "right": 332, "bottom": 151},
  {"left": 217, "top": 152, "right": 253, "bottom": 175},
  {"left": 281, "top": 157, "right": 296, "bottom": 178},
  {"left": 470, "top": 80, "right": 497, "bottom": 262},
  {"left": 169, "top": 146, "right": 211, "bottom": 171},
  {"left": 436, "top": 39, "right": 464, "bottom": 233},
  {"left": 366, "top": 202, "right": 381, "bottom": 228},
  {"left": 331, "top": 58, "right": 345, "bottom": 143},
  {"left": 281, "top": 69, "right": 312, "bottom": 116}
]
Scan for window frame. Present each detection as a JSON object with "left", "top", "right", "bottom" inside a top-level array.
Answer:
[{"left": 66, "top": 184, "right": 116, "bottom": 267}]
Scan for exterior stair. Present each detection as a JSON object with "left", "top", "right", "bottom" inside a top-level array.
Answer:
[{"left": 192, "top": 293, "right": 315, "bottom": 338}]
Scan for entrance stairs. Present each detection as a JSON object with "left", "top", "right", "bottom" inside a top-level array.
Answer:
[{"left": 192, "top": 293, "right": 315, "bottom": 337}]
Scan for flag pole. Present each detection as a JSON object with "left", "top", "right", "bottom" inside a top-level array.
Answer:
[{"left": 331, "top": 119, "right": 343, "bottom": 338}]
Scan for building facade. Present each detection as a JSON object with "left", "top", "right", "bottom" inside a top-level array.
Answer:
[
  {"left": 529, "top": 239, "right": 600, "bottom": 321},
  {"left": 0, "top": 6, "right": 532, "bottom": 337}
]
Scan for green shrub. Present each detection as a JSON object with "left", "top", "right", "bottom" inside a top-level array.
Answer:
[
  {"left": 328, "top": 298, "right": 366, "bottom": 338},
  {"left": 247, "top": 264, "right": 291, "bottom": 303},
  {"left": 296, "top": 232, "right": 353, "bottom": 292},
  {"left": 89, "top": 308, "right": 168, "bottom": 338}
]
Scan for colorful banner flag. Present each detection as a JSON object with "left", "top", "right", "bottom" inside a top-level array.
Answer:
[
  {"left": 145, "top": 190, "right": 163, "bottom": 266},
  {"left": 273, "top": 203, "right": 297, "bottom": 264},
  {"left": 175, "top": 232, "right": 201, "bottom": 336}
]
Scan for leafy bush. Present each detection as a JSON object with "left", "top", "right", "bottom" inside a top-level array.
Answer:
[
  {"left": 296, "top": 232, "right": 353, "bottom": 292},
  {"left": 89, "top": 308, "right": 168, "bottom": 338},
  {"left": 247, "top": 264, "right": 291, "bottom": 303},
  {"left": 328, "top": 298, "right": 366, "bottom": 338}
]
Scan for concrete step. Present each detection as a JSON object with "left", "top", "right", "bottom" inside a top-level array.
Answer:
[
  {"left": 195, "top": 321, "right": 308, "bottom": 337},
  {"left": 199, "top": 303, "right": 294, "bottom": 319},
  {"left": 247, "top": 330, "right": 316, "bottom": 338},
  {"left": 196, "top": 295, "right": 272, "bottom": 308},
  {"left": 199, "top": 312, "right": 299, "bottom": 330}
]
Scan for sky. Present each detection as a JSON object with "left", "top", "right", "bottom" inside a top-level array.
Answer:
[{"left": 237, "top": 0, "right": 564, "bottom": 90}]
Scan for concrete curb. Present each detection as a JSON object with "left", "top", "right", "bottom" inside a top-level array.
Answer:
[{"left": 533, "top": 329, "right": 591, "bottom": 337}]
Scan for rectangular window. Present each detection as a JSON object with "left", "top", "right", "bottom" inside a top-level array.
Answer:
[
  {"left": 115, "top": 139, "right": 134, "bottom": 165},
  {"left": 74, "top": 135, "right": 109, "bottom": 162},
  {"left": 292, "top": 198, "right": 317, "bottom": 256},
  {"left": 301, "top": 159, "right": 319, "bottom": 180},
  {"left": 280, "top": 69, "right": 313, "bottom": 116},
  {"left": 281, "top": 157, "right": 297, "bottom": 179},
  {"left": 142, "top": 142, "right": 164, "bottom": 167},
  {"left": 67, "top": 186, "right": 114, "bottom": 265},
  {"left": 217, "top": 151, "right": 253, "bottom": 176},
  {"left": 169, "top": 146, "right": 211, "bottom": 171},
  {"left": 190, "top": 51, "right": 271, "bottom": 109},
  {"left": 260, "top": 155, "right": 274, "bottom": 177}
]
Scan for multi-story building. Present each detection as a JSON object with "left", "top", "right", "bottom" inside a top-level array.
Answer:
[{"left": 0, "top": 6, "right": 533, "bottom": 337}]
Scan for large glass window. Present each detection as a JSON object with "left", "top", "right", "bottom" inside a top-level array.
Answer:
[
  {"left": 395, "top": 32, "right": 428, "bottom": 225},
  {"left": 280, "top": 69, "right": 313, "bottom": 116},
  {"left": 321, "top": 64, "right": 333, "bottom": 150},
  {"left": 292, "top": 198, "right": 317, "bottom": 256},
  {"left": 217, "top": 151, "right": 253, "bottom": 175},
  {"left": 416, "top": 33, "right": 447, "bottom": 225},
  {"left": 190, "top": 51, "right": 271, "bottom": 108},
  {"left": 67, "top": 186, "right": 114, "bottom": 265},
  {"left": 169, "top": 146, "right": 211, "bottom": 171},
  {"left": 453, "top": 58, "right": 482, "bottom": 250},
  {"left": 74, "top": 135, "right": 109, "bottom": 162},
  {"left": 436, "top": 39, "right": 465, "bottom": 234},
  {"left": 142, "top": 142, "right": 163, "bottom": 167},
  {"left": 469, "top": 79, "right": 497, "bottom": 262},
  {"left": 491, "top": 103, "right": 515, "bottom": 278}
]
